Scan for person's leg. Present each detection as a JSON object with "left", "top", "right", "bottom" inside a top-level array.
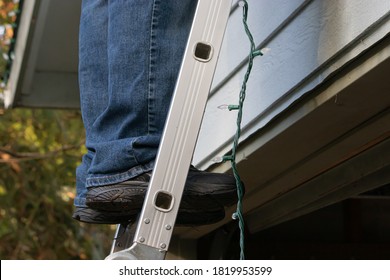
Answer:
[
  {"left": 74, "top": 0, "right": 109, "bottom": 209},
  {"left": 75, "top": 0, "right": 241, "bottom": 225},
  {"left": 75, "top": 0, "right": 162, "bottom": 209},
  {"left": 82, "top": 0, "right": 158, "bottom": 188},
  {"left": 78, "top": 0, "right": 197, "bottom": 189}
]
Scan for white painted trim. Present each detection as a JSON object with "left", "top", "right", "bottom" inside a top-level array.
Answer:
[{"left": 4, "top": 0, "right": 37, "bottom": 108}]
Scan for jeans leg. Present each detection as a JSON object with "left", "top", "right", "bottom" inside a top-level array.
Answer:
[
  {"left": 75, "top": 0, "right": 197, "bottom": 207},
  {"left": 75, "top": 0, "right": 108, "bottom": 207}
]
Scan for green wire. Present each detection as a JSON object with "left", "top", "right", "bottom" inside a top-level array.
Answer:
[{"left": 225, "top": 0, "right": 262, "bottom": 260}]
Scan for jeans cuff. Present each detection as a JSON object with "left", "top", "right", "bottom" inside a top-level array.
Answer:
[{"left": 85, "top": 161, "right": 154, "bottom": 188}]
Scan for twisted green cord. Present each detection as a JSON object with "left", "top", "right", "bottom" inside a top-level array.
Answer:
[{"left": 224, "top": 0, "right": 262, "bottom": 260}]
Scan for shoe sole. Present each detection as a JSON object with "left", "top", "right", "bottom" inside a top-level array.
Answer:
[
  {"left": 72, "top": 206, "right": 225, "bottom": 226},
  {"left": 85, "top": 182, "right": 238, "bottom": 213}
]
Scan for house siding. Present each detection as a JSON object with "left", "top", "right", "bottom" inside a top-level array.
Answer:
[{"left": 194, "top": 0, "right": 390, "bottom": 168}]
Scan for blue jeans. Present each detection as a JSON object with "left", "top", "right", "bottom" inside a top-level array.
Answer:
[{"left": 75, "top": 0, "right": 197, "bottom": 207}]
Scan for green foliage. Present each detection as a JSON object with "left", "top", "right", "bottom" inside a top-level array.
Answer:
[
  {"left": 1, "top": 0, "right": 20, "bottom": 86},
  {"left": 0, "top": 108, "right": 114, "bottom": 259},
  {"left": 0, "top": 1, "right": 115, "bottom": 260}
]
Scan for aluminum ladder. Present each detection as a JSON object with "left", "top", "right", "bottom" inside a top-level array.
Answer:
[{"left": 105, "top": 0, "right": 233, "bottom": 260}]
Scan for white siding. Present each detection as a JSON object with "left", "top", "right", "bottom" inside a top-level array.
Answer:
[{"left": 194, "top": 0, "right": 390, "bottom": 168}]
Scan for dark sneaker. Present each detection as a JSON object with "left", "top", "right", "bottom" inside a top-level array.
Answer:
[
  {"left": 85, "top": 166, "right": 242, "bottom": 213},
  {"left": 72, "top": 206, "right": 225, "bottom": 226},
  {"left": 85, "top": 172, "right": 151, "bottom": 213}
]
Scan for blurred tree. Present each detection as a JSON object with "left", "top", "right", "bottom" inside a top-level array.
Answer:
[
  {"left": 0, "top": 1, "right": 115, "bottom": 259},
  {"left": 0, "top": 108, "right": 115, "bottom": 259},
  {"left": 0, "top": 0, "right": 115, "bottom": 260}
]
